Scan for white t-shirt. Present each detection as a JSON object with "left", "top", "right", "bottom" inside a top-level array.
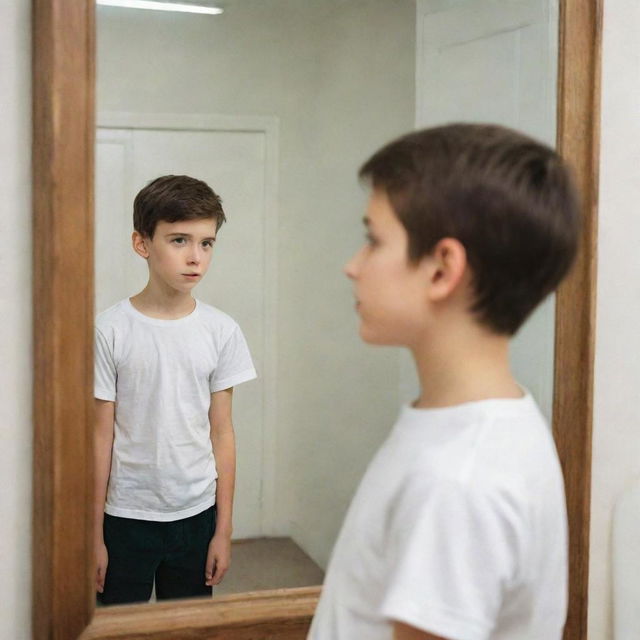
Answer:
[
  {"left": 94, "top": 298, "right": 257, "bottom": 521},
  {"left": 309, "top": 393, "right": 568, "bottom": 640}
]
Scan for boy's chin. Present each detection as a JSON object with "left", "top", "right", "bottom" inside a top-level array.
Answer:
[
  {"left": 358, "top": 324, "right": 401, "bottom": 346},
  {"left": 167, "top": 284, "right": 198, "bottom": 297}
]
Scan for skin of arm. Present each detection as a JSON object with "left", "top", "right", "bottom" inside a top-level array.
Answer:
[
  {"left": 205, "top": 387, "right": 236, "bottom": 586},
  {"left": 94, "top": 398, "right": 115, "bottom": 593},
  {"left": 394, "top": 622, "right": 448, "bottom": 640}
]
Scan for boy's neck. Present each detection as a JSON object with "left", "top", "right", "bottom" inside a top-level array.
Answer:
[
  {"left": 411, "top": 321, "right": 522, "bottom": 409},
  {"left": 130, "top": 284, "right": 196, "bottom": 320}
]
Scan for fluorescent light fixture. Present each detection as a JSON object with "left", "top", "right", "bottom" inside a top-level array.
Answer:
[{"left": 96, "top": 0, "right": 223, "bottom": 15}]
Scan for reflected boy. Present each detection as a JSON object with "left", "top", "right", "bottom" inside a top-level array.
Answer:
[
  {"left": 94, "top": 175, "right": 256, "bottom": 604},
  {"left": 309, "top": 125, "right": 579, "bottom": 639}
]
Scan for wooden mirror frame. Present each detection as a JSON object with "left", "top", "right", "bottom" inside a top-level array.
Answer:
[{"left": 32, "top": 1, "right": 601, "bottom": 638}]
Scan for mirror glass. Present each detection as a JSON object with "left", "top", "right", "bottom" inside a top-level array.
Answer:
[{"left": 95, "top": 0, "right": 559, "bottom": 602}]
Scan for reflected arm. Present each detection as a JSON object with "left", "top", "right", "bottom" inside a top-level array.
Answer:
[
  {"left": 206, "top": 387, "right": 236, "bottom": 585},
  {"left": 94, "top": 398, "right": 115, "bottom": 591}
]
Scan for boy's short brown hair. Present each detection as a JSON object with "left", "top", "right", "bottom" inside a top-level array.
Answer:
[
  {"left": 359, "top": 124, "right": 581, "bottom": 335},
  {"left": 133, "top": 175, "right": 226, "bottom": 239}
]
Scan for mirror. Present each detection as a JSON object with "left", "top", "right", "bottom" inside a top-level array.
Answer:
[
  {"left": 94, "top": 0, "right": 559, "bottom": 602},
  {"left": 31, "top": 0, "right": 600, "bottom": 637}
]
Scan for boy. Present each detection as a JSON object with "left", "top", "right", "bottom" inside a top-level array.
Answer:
[
  {"left": 94, "top": 175, "right": 256, "bottom": 605},
  {"left": 308, "top": 124, "right": 579, "bottom": 639}
]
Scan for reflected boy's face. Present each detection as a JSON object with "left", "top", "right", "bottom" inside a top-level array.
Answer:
[
  {"left": 344, "top": 189, "right": 432, "bottom": 346},
  {"left": 134, "top": 218, "right": 218, "bottom": 294}
]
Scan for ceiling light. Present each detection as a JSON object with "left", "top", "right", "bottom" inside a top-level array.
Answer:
[{"left": 96, "top": 0, "right": 223, "bottom": 15}]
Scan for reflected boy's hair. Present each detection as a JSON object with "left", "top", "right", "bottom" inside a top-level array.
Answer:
[
  {"left": 360, "top": 123, "right": 581, "bottom": 335},
  {"left": 133, "top": 175, "right": 226, "bottom": 239}
]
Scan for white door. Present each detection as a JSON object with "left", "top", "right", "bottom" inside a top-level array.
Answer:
[
  {"left": 407, "top": 0, "right": 558, "bottom": 420},
  {"left": 95, "top": 117, "right": 277, "bottom": 538}
]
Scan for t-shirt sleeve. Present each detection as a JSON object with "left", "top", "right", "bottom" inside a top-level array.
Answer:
[
  {"left": 94, "top": 326, "right": 116, "bottom": 402},
  {"left": 209, "top": 325, "right": 257, "bottom": 392},
  {"left": 380, "top": 478, "right": 525, "bottom": 640}
]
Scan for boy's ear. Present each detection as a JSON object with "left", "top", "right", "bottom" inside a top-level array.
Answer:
[
  {"left": 132, "top": 231, "right": 150, "bottom": 259},
  {"left": 425, "top": 237, "right": 469, "bottom": 302}
]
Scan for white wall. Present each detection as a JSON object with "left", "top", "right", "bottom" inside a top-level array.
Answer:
[
  {"left": 272, "top": 2, "right": 415, "bottom": 567},
  {"left": 589, "top": 2, "right": 640, "bottom": 638},
  {"left": 97, "top": 0, "right": 415, "bottom": 567},
  {"left": 0, "top": 1, "right": 32, "bottom": 638}
]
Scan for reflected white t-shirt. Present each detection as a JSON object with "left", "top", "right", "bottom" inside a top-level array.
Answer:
[
  {"left": 94, "top": 298, "right": 256, "bottom": 521},
  {"left": 309, "top": 393, "right": 568, "bottom": 640}
]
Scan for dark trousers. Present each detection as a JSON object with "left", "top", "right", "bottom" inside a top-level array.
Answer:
[{"left": 98, "top": 505, "right": 216, "bottom": 606}]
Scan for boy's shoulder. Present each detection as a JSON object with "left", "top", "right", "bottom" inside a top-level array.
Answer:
[
  {"left": 392, "top": 394, "right": 558, "bottom": 490},
  {"left": 195, "top": 300, "right": 238, "bottom": 328},
  {"left": 378, "top": 397, "right": 563, "bottom": 546},
  {"left": 194, "top": 301, "right": 243, "bottom": 344},
  {"left": 95, "top": 299, "right": 128, "bottom": 334}
]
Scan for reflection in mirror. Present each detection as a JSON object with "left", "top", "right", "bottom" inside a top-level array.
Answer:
[{"left": 95, "top": 0, "right": 558, "bottom": 604}]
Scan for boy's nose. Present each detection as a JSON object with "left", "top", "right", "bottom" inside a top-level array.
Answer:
[{"left": 344, "top": 251, "right": 360, "bottom": 280}]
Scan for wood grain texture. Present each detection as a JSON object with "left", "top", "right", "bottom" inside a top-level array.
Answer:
[
  {"left": 554, "top": 1, "right": 602, "bottom": 640},
  {"left": 32, "top": 0, "right": 96, "bottom": 638},
  {"left": 31, "top": 0, "right": 601, "bottom": 638},
  {"left": 80, "top": 587, "right": 320, "bottom": 640}
]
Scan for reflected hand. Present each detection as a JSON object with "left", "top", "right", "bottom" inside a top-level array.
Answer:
[
  {"left": 96, "top": 542, "right": 108, "bottom": 593},
  {"left": 205, "top": 533, "right": 231, "bottom": 586}
]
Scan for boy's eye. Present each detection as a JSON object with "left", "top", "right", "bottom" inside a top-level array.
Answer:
[
  {"left": 365, "top": 233, "right": 379, "bottom": 247},
  {"left": 202, "top": 240, "right": 214, "bottom": 248},
  {"left": 172, "top": 237, "right": 186, "bottom": 245}
]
